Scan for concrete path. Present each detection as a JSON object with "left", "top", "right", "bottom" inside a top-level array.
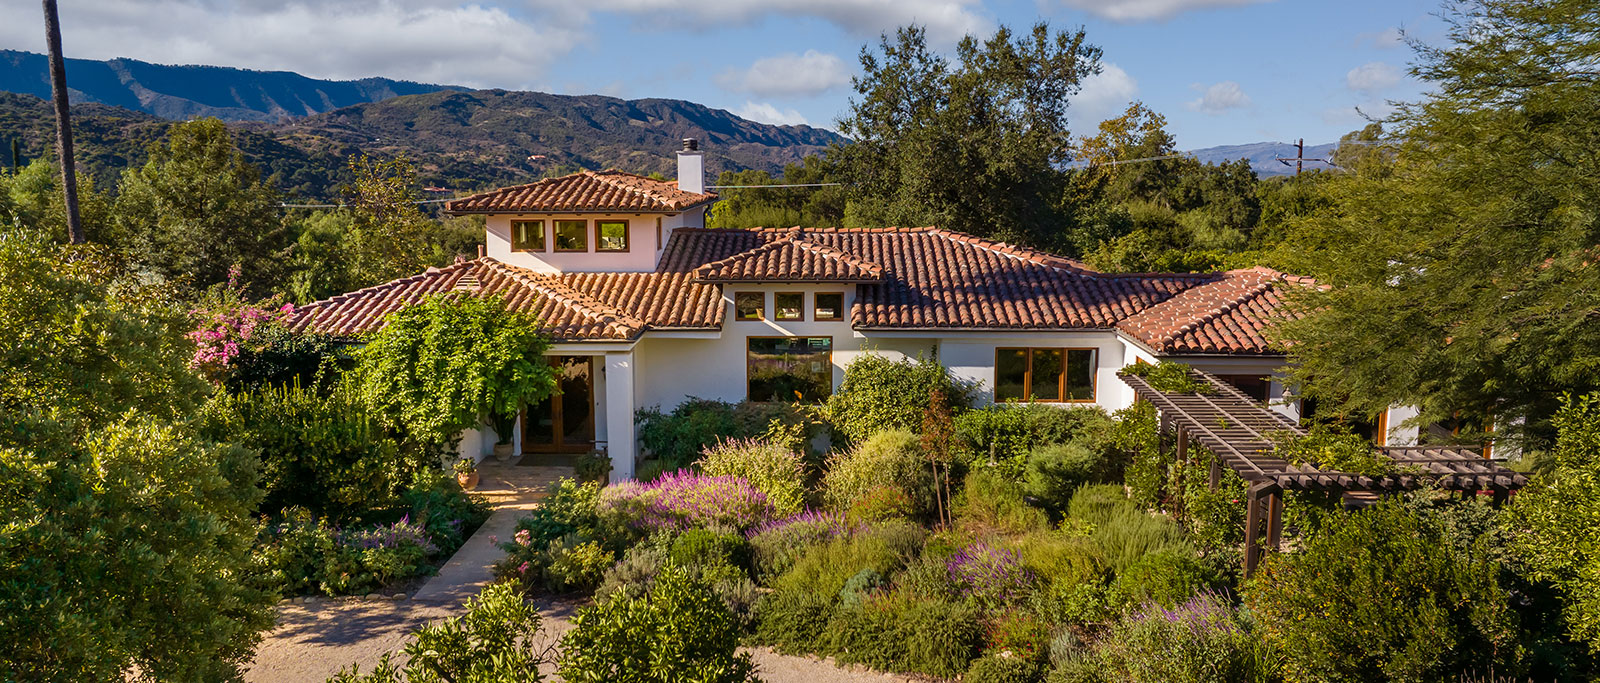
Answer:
[{"left": 246, "top": 458, "right": 909, "bottom": 683}]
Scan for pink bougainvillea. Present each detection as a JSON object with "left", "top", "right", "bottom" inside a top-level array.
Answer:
[{"left": 186, "top": 265, "right": 293, "bottom": 380}]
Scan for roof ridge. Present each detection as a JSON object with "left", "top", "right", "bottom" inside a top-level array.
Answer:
[
  {"left": 481, "top": 259, "right": 646, "bottom": 337},
  {"left": 589, "top": 168, "right": 674, "bottom": 205},
  {"left": 918, "top": 226, "right": 1102, "bottom": 277},
  {"left": 315, "top": 259, "right": 478, "bottom": 307}
]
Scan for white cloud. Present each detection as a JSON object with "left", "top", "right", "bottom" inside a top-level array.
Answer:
[
  {"left": 732, "top": 101, "right": 810, "bottom": 126},
  {"left": 1069, "top": 62, "right": 1138, "bottom": 125},
  {"left": 1356, "top": 26, "right": 1405, "bottom": 49},
  {"left": 0, "top": 0, "right": 585, "bottom": 89},
  {"left": 717, "top": 50, "right": 851, "bottom": 98},
  {"left": 1185, "top": 81, "right": 1251, "bottom": 114},
  {"left": 534, "top": 0, "right": 990, "bottom": 44},
  {"left": 1346, "top": 61, "right": 1402, "bottom": 92},
  {"left": 1053, "top": 0, "right": 1274, "bottom": 22}
]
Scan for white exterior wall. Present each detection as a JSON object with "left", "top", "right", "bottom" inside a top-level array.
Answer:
[
  {"left": 937, "top": 330, "right": 1131, "bottom": 413},
  {"left": 632, "top": 284, "right": 933, "bottom": 411},
  {"left": 483, "top": 208, "right": 706, "bottom": 273}
]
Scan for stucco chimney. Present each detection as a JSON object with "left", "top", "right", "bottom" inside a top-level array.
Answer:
[{"left": 676, "top": 138, "right": 704, "bottom": 194}]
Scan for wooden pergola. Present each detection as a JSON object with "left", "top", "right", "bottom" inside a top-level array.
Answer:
[{"left": 1118, "top": 368, "right": 1528, "bottom": 577}]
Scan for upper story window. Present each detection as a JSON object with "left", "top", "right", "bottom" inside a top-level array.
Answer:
[
  {"left": 511, "top": 220, "right": 545, "bottom": 252},
  {"left": 554, "top": 220, "right": 587, "bottom": 252},
  {"left": 775, "top": 293, "right": 804, "bottom": 321},
  {"left": 596, "top": 220, "right": 629, "bottom": 252},
  {"left": 996, "top": 347, "right": 1096, "bottom": 403},
  {"left": 735, "top": 292, "right": 765, "bottom": 321},
  {"left": 814, "top": 293, "right": 843, "bottom": 321}
]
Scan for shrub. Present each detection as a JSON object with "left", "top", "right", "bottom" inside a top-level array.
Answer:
[
  {"left": 251, "top": 508, "right": 441, "bottom": 597},
  {"left": 1119, "top": 360, "right": 1213, "bottom": 394},
  {"left": 558, "top": 563, "right": 759, "bottom": 683},
  {"left": 400, "top": 471, "right": 492, "bottom": 552},
  {"left": 826, "top": 353, "right": 976, "bottom": 445},
  {"left": 966, "top": 653, "right": 1046, "bottom": 683},
  {"left": 200, "top": 380, "right": 407, "bottom": 519},
  {"left": 226, "top": 327, "right": 351, "bottom": 393},
  {"left": 821, "top": 429, "right": 934, "bottom": 516},
  {"left": 637, "top": 398, "right": 824, "bottom": 471},
  {"left": 1247, "top": 500, "right": 1517, "bottom": 682},
  {"left": 328, "top": 582, "right": 550, "bottom": 682},
  {"left": 847, "top": 485, "right": 916, "bottom": 524},
  {"left": 1169, "top": 447, "right": 1247, "bottom": 554},
  {"left": 1011, "top": 531, "right": 1105, "bottom": 591},
  {"left": 772, "top": 522, "right": 924, "bottom": 604},
  {"left": 754, "top": 589, "right": 836, "bottom": 654},
  {"left": 1107, "top": 548, "right": 1215, "bottom": 610},
  {"left": 1088, "top": 504, "right": 1192, "bottom": 576},
  {"left": 574, "top": 451, "right": 611, "bottom": 483},
  {"left": 746, "top": 510, "right": 853, "bottom": 579},
  {"left": 669, "top": 528, "right": 750, "bottom": 572},
  {"left": 598, "top": 470, "right": 775, "bottom": 533},
  {"left": 954, "top": 404, "right": 1115, "bottom": 479},
  {"left": 516, "top": 478, "right": 607, "bottom": 551},
  {"left": 1025, "top": 443, "right": 1105, "bottom": 515},
  {"left": 826, "top": 590, "right": 984, "bottom": 678},
  {"left": 987, "top": 611, "right": 1051, "bottom": 662},
  {"left": 597, "top": 544, "right": 667, "bottom": 602},
  {"left": 946, "top": 542, "right": 1039, "bottom": 613},
  {"left": 1055, "top": 591, "right": 1280, "bottom": 683},
  {"left": 1110, "top": 401, "right": 1164, "bottom": 507},
  {"left": 698, "top": 438, "right": 807, "bottom": 516},
  {"left": 1065, "top": 484, "right": 1133, "bottom": 526},
  {"left": 956, "top": 467, "right": 1050, "bottom": 534}
]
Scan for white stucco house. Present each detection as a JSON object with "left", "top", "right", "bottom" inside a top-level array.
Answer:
[{"left": 290, "top": 139, "right": 1434, "bottom": 479}]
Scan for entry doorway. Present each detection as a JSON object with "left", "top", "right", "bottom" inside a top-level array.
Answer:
[{"left": 524, "top": 356, "right": 595, "bottom": 453}]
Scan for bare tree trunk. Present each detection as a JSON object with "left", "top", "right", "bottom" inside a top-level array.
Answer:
[{"left": 42, "top": 0, "right": 83, "bottom": 244}]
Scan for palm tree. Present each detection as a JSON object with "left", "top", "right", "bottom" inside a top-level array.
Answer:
[{"left": 41, "top": 0, "right": 83, "bottom": 244}]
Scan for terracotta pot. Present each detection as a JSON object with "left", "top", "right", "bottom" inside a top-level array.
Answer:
[
  {"left": 457, "top": 471, "right": 479, "bottom": 490},
  {"left": 493, "top": 442, "right": 514, "bottom": 462}
]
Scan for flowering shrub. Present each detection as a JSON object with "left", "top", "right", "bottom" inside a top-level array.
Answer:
[
  {"left": 847, "top": 485, "right": 915, "bottom": 524},
  {"left": 339, "top": 515, "right": 438, "bottom": 555},
  {"left": 985, "top": 611, "right": 1050, "bottom": 662},
  {"left": 1057, "top": 591, "right": 1280, "bottom": 683},
  {"left": 946, "top": 542, "right": 1037, "bottom": 612},
  {"left": 187, "top": 266, "right": 294, "bottom": 381},
  {"left": 251, "top": 508, "right": 443, "bottom": 597},
  {"left": 599, "top": 470, "right": 775, "bottom": 533}
]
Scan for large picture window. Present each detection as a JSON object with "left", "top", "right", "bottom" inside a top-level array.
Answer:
[
  {"left": 748, "top": 337, "right": 832, "bottom": 402},
  {"left": 511, "top": 220, "right": 545, "bottom": 251},
  {"left": 554, "top": 220, "right": 587, "bottom": 252},
  {"left": 995, "top": 348, "right": 1095, "bottom": 403},
  {"left": 596, "top": 220, "right": 628, "bottom": 252}
]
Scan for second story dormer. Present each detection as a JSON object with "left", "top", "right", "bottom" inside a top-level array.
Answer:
[{"left": 445, "top": 139, "right": 717, "bottom": 273}]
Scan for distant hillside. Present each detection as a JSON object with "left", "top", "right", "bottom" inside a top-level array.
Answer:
[
  {"left": 0, "top": 89, "right": 846, "bottom": 198},
  {"left": 1187, "top": 141, "right": 1337, "bottom": 176},
  {"left": 0, "top": 50, "right": 461, "bottom": 122}
]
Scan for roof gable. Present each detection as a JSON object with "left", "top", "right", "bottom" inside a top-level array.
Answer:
[
  {"left": 445, "top": 170, "right": 717, "bottom": 214},
  {"left": 1115, "top": 266, "right": 1310, "bottom": 355},
  {"left": 692, "top": 232, "right": 886, "bottom": 283}
]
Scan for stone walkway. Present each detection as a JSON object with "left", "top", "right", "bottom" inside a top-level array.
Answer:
[{"left": 246, "top": 458, "right": 907, "bottom": 683}]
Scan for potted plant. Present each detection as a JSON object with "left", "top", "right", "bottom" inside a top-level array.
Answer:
[
  {"left": 491, "top": 412, "right": 516, "bottom": 462},
  {"left": 454, "top": 457, "right": 479, "bottom": 490}
]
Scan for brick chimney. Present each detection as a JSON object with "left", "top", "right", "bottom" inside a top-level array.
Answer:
[{"left": 676, "top": 138, "right": 704, "bottom": 194}]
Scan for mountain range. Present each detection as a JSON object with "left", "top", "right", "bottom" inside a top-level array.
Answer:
[{"left": 1187, "top": 141, "right": 1338, "bottom": 177}]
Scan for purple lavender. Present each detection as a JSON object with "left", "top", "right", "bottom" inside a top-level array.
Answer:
[
  {"left": 599, "top": 469, "right": 775, "bottom": 532},
  {"left": 945, "top": 542, "right": 1037, "bottom": 609},
  {"left": 338, "top": 515, "right": 439, "bottom": 555},
  {"left": 745, "top": 509, "right": 854, "bottom": 541}
]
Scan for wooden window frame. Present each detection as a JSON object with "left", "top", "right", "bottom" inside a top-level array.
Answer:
[
  {"left": 595, "top": 219, "right": 630, "bottom": 252},
  {"left": 995, "top": 347, "right": 1098, "bottom": 404},
  {"left": 814, "top": 292, "right": 844, "bottom": 321},
  {"left": 510, "top": 219, "right": 546, "bottom": 252},
  {"left": 553, "top": 219, "right": 588, "bottom": 252},
  {"left": 745, "top": 335, "right": 834, "bottom": 404},
  {"left": 774, "top": 292, "right": 805, "bottom": 321},
  {"left": 734, "top": 292, "right": 765, "bottom": 321}
]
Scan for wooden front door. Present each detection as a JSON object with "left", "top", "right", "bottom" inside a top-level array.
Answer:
[{"left": 523, "top": 356, "right": 595, "bottom": 453}]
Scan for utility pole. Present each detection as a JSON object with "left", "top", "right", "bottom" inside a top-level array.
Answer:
[
  {"left": 1274, "top": 138, "right": 1329, "bottom": 177},
  {"left": 42, "top": 0, "right": 84, "bottom": 243}
]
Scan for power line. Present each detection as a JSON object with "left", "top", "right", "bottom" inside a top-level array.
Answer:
[
  {"left": 279, "top": 197, "right": 457, "bottom": 209},
  {"left": 706, "top": 182, "right": 842, "bottom": 189},
  {"left": 1070, "top": 153, "right": 1188, "bottom": 168}
]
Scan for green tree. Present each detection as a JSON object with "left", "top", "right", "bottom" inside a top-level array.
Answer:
[
  {"left": 0, "top": 158, "right": 118, "bottom": 246},
  {"left": 0, "top": 228, "right": 271, "bottom": 681},
  {"left": 832, "top": 23, "right": 1099, "bottom": 247},
  {"left": 1269, "top": 0, "right": 1600, "bottom": 447},
  {"left": 706, "top": 156, "right": 846, "bottom": 229},
  {"left": 328, "top": 582, "right": 552, "bottom": 683},
  {"left": 115, "top": 118, "right": 288, "bottom": 298},
  {"left": 344, "top": 153, "right": 442, "bottom": 285},
  {"left": 1505, "top": 392, "right": 1600, "bottom": 652},
  {"left": 352, "top": 294, "right": 556, "bottom": 451}
]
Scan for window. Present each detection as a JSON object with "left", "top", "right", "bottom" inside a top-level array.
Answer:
[
  {"left": 554, "top": 220, "right": 587, "bottom": 251},
  {"left": 814, "top": 293, "right": 843, "bottom": 321},
  {"left": 511, "top": 220, "right": 545, "bottom": 251},
  {"left": 748, "top": 337, "right": 832, "bottom": 402},
  {"left": 596, "top": 220, "right": 628, "bottom": 252},
  {"left": 995, "top": 347, "right": 1096, "bottom": 402},
  {"left": 1217, "top": 374, "right": 1270, "bottom": 402},
  {"left": 735, "top": 292, "right": 765, "bottom": 321},
  {"left": 775, "top": 292, "right": 804, "bottom": 321}
]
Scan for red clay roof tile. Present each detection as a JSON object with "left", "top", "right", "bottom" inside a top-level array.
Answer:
[{"left": 444, "top": 170, "right": 716, "bottom": 214}]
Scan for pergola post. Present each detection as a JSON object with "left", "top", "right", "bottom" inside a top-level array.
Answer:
[
  {"left": 1244, "top": 482, "right": 1282, "bottom": 578},
  {"left": 1209, "top": 460, "right": 1221, "bottom": 491},
  {"left": 1265, "top": 490, "right": 1284, "bottom": 552},
  {"left": 1244, "top": 492, "right": 1262, "bottom": 577}
]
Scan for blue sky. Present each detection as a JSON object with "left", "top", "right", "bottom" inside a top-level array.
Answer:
[{"left": 0, "top": 0, "right": 1443, "bottom": 149}]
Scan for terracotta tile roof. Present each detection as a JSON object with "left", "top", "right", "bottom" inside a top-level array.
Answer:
[
  {"left": 444, "top": 170, "right": 717, "bottom": 214},
  {"left": 288, "top": 259, "right": 722, "bottom": 341},
  {"left": 662, "top": 227, "right": 1206, "bottom": 329},
  {"left": 1115, "top": 266, "right": 1312, "bottom": 355},
  {"left": 290, "top": 227, "right": 1307, "bottom": 350},
  {"left": 693, "top": 232, "right": 886, "bottom": 283}
]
